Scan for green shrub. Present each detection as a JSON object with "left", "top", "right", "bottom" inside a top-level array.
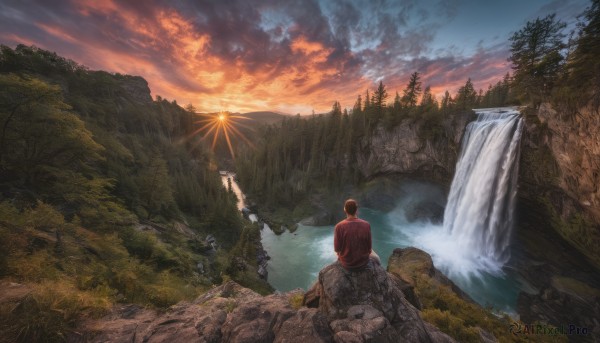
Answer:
[
  {"left": 288, "top": 292, "right": 304, "bottom": 309},
  {"left": 422, "top": 308, "right": 480, "bottom": 342},
  {"left": 0, "top": 280, "right": 112, "bottom": 343}
]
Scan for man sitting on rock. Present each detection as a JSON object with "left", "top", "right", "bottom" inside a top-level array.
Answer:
[{"left": 334, "top": 199, "right": 381, "bottom": 270}]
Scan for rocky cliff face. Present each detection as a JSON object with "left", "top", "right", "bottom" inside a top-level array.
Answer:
[
  {"left": 357, "top": 112, "right": 473, "bottom": 183},
  {"left": 519, "top": 103, "right": 600, "bottom": 267},
  {"left": 117, "top": 75, "right": 154, "bottom": 105},
  {"left": 536, "top": 104, "right": 600, "bottom": 214},
  {"left": 356, "top": 103, "right": 599, "bottom": 267},
  {"left": 69, "top": 260, "right": 454, "bottom": 343}
]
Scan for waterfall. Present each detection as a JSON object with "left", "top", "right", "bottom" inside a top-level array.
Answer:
[{"left": 443, "top": 108, "right": 523, "bottom": 268}]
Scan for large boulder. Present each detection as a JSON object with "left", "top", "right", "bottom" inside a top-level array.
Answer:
[
  {"left": 387, "top": 247, "right": 474, "bottom": 303},
  {"left": 310, "top": 260, "right": 456, "bottom": 343}
]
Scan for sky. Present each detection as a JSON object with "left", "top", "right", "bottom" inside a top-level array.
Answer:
[{"left": 0, "top": 0, "right": 589, "bottom": 114}]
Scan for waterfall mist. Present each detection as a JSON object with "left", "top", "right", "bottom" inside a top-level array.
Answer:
[{"left": 420, "top": 108, "right": 524, "bottom": 276}]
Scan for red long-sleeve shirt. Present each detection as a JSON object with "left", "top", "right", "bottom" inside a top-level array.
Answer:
[{"left": 334, "top": 217, "right": 372, "bottom": 269}]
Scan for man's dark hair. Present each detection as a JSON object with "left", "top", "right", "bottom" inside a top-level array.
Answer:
[{"left": 344, "top": 199, "right": 358, "bottom": 215}]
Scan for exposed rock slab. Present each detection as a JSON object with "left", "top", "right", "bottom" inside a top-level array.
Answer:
[
  {"left": 71, "top": 262, "right": 456, "bottom": 343},
  {"left": 70, "top": 282, "right": 332, "bottom": 343}
]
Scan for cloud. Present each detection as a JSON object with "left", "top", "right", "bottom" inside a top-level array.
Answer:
[{"left": 0, "top": 0, "right": 517, "bottom": 113}]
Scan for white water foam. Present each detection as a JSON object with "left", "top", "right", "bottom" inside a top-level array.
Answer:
[{"left": 409, "top": 108, "right": 523, "bottom": 278}]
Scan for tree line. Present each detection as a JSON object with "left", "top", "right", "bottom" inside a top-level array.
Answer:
[{"left": 235, "top": 72, "right": 512, "bottom": 214}]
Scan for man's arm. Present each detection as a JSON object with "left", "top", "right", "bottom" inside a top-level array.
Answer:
[
  {"left": 368, "top": 224, "right": 372, "bottom": 253},
  {"left": 334, "top": 224, "right": 341, "bottom": 253}
]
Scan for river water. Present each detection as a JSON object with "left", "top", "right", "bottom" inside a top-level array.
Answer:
[
  {"left": 260, "top": 182, "right": 523, "bottom": 314},
  {"left": 220, "top": 172, "right": 246, "bottom": 211},
  {"left": 221, "top": 175, "right": 523, "bottom": 313}
]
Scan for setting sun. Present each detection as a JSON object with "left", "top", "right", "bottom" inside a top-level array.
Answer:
[{"left": 192, "top": 112, "right": 253, "bottom": 158}]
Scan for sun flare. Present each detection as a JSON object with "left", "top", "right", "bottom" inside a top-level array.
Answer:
[{"left": 192, "top": 112, "right": 254, "bottom": 158}]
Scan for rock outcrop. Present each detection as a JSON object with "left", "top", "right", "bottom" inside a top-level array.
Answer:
[
  {"left": 117, "top": 75, "right": 153, "bottom": 105},
  {"left": 535, "top": 104, "right": 600, "bottom": 218},
  {"left": 305, "top": 260, "right": 455, "bottom": 343},
  {"left": 387, "top": 248, "right": 474, "bottom": 303},
  {"left": 70, "top": 282, "right": 331, "bottom": 343},
  {"left": 70, "top": 261, "right": 454, "bottom": 342}
]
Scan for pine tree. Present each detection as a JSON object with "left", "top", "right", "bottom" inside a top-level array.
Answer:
[
  {"left": 138, "top": 157, "right": 175, "bottom": 219},
  {"left": 372, "top": 81, "right": 388, "bottom": 121},
  {"left": 353, "top": 95, "right": 362, "bottom": 115},
  {"left": 566, "top": 0, "right": 600, "bottom": 109},
  {"left": 420, "top": 86, "right": 436, "bottom": 110},
  {"left": 456, "top": 78, "right": 478, "bottom": 110},
  {"left": 440, "top": 90, "right": 453, "bottom": 115},
  {"left": 393, "top": 91, "right": 401, "bottom": 112},
  {"left": 402, "top": 72, "right": 422, "bottom": 108},
  {"left": 509, "top": 14, "right": 566, "bottom": 106}
]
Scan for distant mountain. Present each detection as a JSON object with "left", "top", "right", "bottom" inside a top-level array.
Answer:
[{"left": 242, "top": 111, "right": 288, "bottom": 125}]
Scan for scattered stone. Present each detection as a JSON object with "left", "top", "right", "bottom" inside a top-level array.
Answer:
[
  {"left": 257, "top": 264, "right": 268, "bottom": 279},
  {"left": 0, "top": 282, "right": 33, "bottom": 304}
]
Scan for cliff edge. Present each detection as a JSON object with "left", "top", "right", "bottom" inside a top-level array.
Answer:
[{"left": 67, "top": 258, "right": 454, "bottom": 342}]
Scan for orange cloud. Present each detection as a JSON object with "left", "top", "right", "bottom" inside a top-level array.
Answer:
[{"left": 0, "top": 0, "right": 513, "bottom": 114}]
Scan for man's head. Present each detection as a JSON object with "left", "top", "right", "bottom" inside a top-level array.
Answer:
[{"left": 344, "top": 199, "right": 358, "bottom": 216}]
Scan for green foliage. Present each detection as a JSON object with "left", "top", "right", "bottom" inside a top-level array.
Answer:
[
  {"left": 540, "top": 197, "right": 600, "bottom": 267},
  {"left": 137, "top": 157, "right": 175, "bottom": 219},
  {"left": 552, "top": 0, "right": 600, "bottom": 115},
  {"left": 0, "top": 45, "right": 240, "bottom": 229},
  {"left": 398, "top": 272, "right": 566, "bottom": 343},
  {"left": 402, "top": 72, "right": 422, "bottom": 108},
  {"left": 568, "top": 0, "right": 600, "bottom": 108},
  {"left": 0, "top": 45, "right": 249, "bottom": 340},
  {"left": 236, "top": 74, "right": 515, "bottom": 216},
  {"left": 479, "top": 73, "right": 513, "bottom": 108},
  {"left": 0, "top": 200, "right": 208, "bottom": 309},
  {"left": 221, "top": 223, "right": 273, "bottom": 295},
  {"left": 455, "top": 78, "right": 478, "bottom": 110},
  {"left": 0, "top": 74, "right": 105, "bottom": 215},
  {"left": 288, "top": 292, "right": 305, "bottom": 309},
  {"left": 421, "top": 308, "right": 481, "bottom": 342},
  {"left": 0, "top": 281, "right": 112, "bottom": 343}
]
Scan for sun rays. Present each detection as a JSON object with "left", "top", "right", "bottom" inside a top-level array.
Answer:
[{"left": 192, "top": 112, "right": 254, "bottom": 158}]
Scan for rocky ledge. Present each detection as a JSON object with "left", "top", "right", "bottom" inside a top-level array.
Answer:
[{"left": 68, "top": 254, "right": 455, "bottom": 343}]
